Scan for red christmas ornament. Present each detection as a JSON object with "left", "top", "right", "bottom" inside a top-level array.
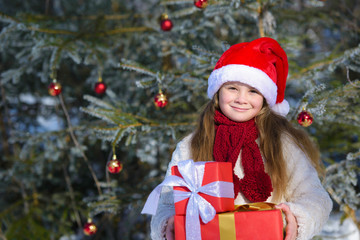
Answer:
[
  {"left": 83, "top": 220, "right": 97, "bottom": 236},
  {"left": 48, "top": 81, "right": 62, "bottom": 96},
  {"left": 94, "top": 82, "right": 107, "bottom": 95},
  {"left": 297, "top": 110, "right": 313, "bottom": 127},
  {"left": 154, "top": 90, "right": 168, "bottom": 108},
  {"left": 194, "top": 0, "right": 208, "bottom": 8},
  {"left": 107, "top": 158, "right": 123, "bottom": 174},
  {"left": 161, "top": 19, "right": 173, "bottom": 31},
  {"left": 160, "top": 14, "right": 173, "bottom": 31}
]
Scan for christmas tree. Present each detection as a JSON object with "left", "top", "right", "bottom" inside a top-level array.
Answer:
[{"left": 0, "top": 0, "right": 359, "bottom": 239}]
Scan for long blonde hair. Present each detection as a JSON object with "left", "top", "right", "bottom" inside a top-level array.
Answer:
[{"left": 190, "top": 93, "right": 324, "bottom": 201}]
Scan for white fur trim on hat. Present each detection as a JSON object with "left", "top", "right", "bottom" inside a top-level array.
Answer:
[
  {"left": 207, "top": 64, "right": 278, "bottom": 107},
  {"left": 270, "top": 99, "right": 290, "bottom": 116}
]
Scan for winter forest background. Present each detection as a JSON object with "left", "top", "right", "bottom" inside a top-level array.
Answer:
[{"left": 0, "top": 0, "right": 359, "bottom": 239}]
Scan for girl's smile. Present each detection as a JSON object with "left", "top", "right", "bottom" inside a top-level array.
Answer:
[{"left": 219, "top": 82, "right": 264, "bottom": 122}]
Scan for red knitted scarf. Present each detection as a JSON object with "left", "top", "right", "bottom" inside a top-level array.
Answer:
[{"left": 213, "top": 110, "right": 273, "bottom": 202}]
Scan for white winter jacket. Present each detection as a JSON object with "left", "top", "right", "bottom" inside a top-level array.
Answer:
[{"left": 150, "top": 134, "right": 332, "bottom": 240}]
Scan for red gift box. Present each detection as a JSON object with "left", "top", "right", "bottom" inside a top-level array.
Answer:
[
  {"left": 171, "top": 161, "right": 235, "bottom": 215},
  {"left": 174, "top": 205, "right": 283, "bottom": 240}
]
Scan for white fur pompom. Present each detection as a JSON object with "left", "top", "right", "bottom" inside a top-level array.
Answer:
[{"left": 271, "top": 99, "right": 290, "bottom": 116}]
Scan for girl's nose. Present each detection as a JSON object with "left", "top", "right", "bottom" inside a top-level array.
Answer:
[{"left": 234, "top": 91, "right": 247, "bottom": 104}]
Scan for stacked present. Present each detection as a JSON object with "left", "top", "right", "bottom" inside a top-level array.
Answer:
[
  {"left": 174, "top": 202, "right": 283, "bottom": 240},
  {"left": 142, "top": 159, "right": 283, "bottom": 240}
]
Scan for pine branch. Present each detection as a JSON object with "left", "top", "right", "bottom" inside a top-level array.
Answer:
[
  {"left": 289, "top": 58, "right": 341, "bottom": 81},
  {"left": 26, "top": 26, "right": 153, "bottom": 36},
  {"left": 287, "top": 44, "right": 360, "bottom": 81},
  {"left": 62, "top": 163, "right": 82, "bottom": 229},
  {"left": 83, "top": 95, "right": 117, "bottom": 110},
  {"left": 257, "top": 0, "right": 265, "bottom": 37},
  {"left": 0, "top": 81, "right": 12, "bottom": 156},
  {"left": 118, "top": 62, "right": 158, "bottom": 78},
  {"left": 85, "top": 108, "right": 194, "bottom": 145},
  {"left": 112, "top": 129, "right": 126, "bottom": 145},
  {"left": 0, "top": 228, "right": 8, "bottom": 240},
  {"left": 20, "top": 13, "right": 145, "bottom": 22},
  {"left": 171, "top": 7, "right": 198, "bottom": 18},
  {"left": 160, "top": 0, "right": 219, "bottom": 6},
  {"left": 26, "top": 26, "right": 78, "bottom": 35},
  {"left": 160, "top": 0, "right": 193, "bottom": 5},
  {"left": 191, "top": 45, "right": 220, "bottom": 58},
  {"left": 99, "top": 26, "right": 153, "bottom": 35},
  {"left": 0, "top": 12, "right": 20, "bottom": 24},
  {"left": 0, "top": 12, "right": 154, "bottom": 36},
  {"left": 346, "top": 67, "right": 360, "bottom": 88},
  {"left": 80, "top": 107, "right": 120, "bottom": 125},
  {"left": 59, "top": 94, "right": 102, "bottom": 195},
  {"left": 11, "top": 177, "right": 29, "bottom": 214}
]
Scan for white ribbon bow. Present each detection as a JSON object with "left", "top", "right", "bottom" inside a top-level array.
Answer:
[{"left": 141, "top": 159, "right": 234, "bottom": 240}]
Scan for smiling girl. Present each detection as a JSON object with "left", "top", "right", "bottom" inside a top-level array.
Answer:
[
  {"left": 149, "top": 37, "right": 332, "bottom": 240},
  {"left": 219, "top": 82, "right": 264, "bottom": 122}
]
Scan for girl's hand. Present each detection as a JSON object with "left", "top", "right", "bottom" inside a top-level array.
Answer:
[
  {"left": 165, "top": 215, "right": 175, "bottom": 240},
  {"left": 275, "top": 203, "right": 298, "bottom": 240}
]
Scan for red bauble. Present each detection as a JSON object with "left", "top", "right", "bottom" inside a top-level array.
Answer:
[
  {"left": 194, "top": 0, "right": 208, "bottom": 8},
  {"left": 83, "top": 222, "right": 97, "bottom": 236},
  {"left": 297, "top": 110, "right": 313, "bottom": 127},
  {"left": 94, "top": 82, "right": 107, "bottom": 95},
  {"left": 107, "top": 159, "right": 123, "bottom": 174},
  {"left": 48, "top": 82, "right": 62, "bottom": 96},
  {"left": 161, "top": 19, "right": 173, "bottom": 31},
  {"left": 154, "top": 90, "right": 168, "bottom": 108}
]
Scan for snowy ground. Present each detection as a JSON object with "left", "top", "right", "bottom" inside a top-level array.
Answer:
[{"left": 317, "top": 212, "right": 359, "bottom": 240}]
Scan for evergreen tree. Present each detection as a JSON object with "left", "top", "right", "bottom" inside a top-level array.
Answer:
[{"left": 0, "top": 0, "right": 359, "bottom": 239}]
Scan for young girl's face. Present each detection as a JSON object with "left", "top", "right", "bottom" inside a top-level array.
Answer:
[{"left": 218, "top": 82, "right": 264, "bottom": 122}]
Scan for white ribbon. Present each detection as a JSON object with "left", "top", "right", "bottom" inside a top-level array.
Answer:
[{"left": 141, "top": 159, "right": 234, "bottom": 240}]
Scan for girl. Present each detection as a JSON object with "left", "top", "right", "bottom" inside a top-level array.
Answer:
[{"left": 149, "top": 37, "right": 332, "bottom": 240}]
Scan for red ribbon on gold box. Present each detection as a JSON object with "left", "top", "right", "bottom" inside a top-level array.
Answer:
[{"left": 174, "top": 203, "right": 284, "bottom": 240}]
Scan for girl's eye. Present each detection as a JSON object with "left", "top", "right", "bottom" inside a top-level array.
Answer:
[
  {"left": 250, "top": 89, "right": 259, "bottom": 94},
  {"left": 228, "top": 86, "right": 237, "bottom": 90}
]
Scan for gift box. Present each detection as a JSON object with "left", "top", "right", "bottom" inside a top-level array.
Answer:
[
  {"left": 141, "top": 159, "right": 235, "bottom": 223},
  {"left": 174, "top": 203, "right": 284, "bottom": 240},
  {"left": 171, "top": 161, "right": 235, "bottom": 215}
]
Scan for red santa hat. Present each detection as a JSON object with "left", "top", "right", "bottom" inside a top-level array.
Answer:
[{"left": 207, "top": 37, "right": 290, "bottom": 116}]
